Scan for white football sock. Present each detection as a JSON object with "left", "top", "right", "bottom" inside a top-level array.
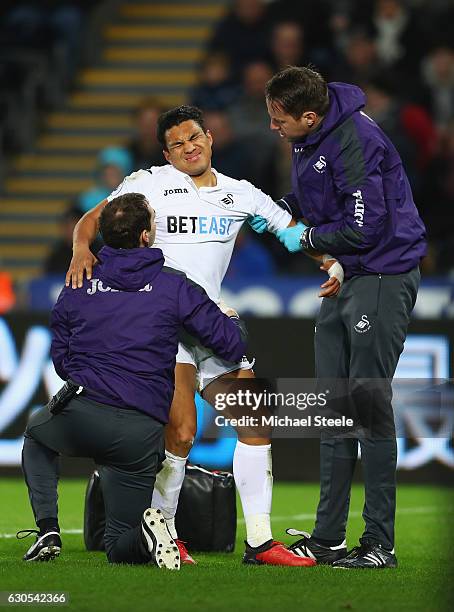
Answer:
[
  {"left": 233, "top": 440, "right": 273, "bottom": 548},
  {"left": 151, "top": 450, "right": 187, "bottom": 540}
]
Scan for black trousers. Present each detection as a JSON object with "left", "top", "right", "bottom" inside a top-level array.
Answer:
[
  {"left": 312, "top": 267, "right": 420, "bottom": 550},
  {"left": 22, "top": 396, "right": 164, "bottom": 564}
]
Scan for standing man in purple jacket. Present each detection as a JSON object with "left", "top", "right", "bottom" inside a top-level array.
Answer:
[
  {"left": 19, "top": 192, "right": 246, "bottom": 569},
  {"left": 260, "top": 66, "right": 426, "bottom": 569}
]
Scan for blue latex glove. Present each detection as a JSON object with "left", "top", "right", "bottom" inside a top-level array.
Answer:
[
  {"left": 248, "top": 215, "right": 268, "bottom": 234},
  {"left": 275, "top": 222, "right": 308, "bottom": 253}
]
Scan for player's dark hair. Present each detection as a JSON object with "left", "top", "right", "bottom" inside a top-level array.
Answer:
[
  {"left": 99, "top": 193, "right": 151, "bottom": 249},
  {"left": 265, "top": 66, "right": 330, "bottom": 119},
  {"left": 157, "top": 105, "right": 207, "bottom": 149}
]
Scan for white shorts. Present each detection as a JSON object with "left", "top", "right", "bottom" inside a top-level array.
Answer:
[{"left": 176, "top": 342, "right": 255, "bottom": 392}]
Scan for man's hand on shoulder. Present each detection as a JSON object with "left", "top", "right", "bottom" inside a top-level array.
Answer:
[
  {"left": 65, "top": 199, "right": 107, "bottom": 288},
  {"left": 65, "top": 246, "right": 98, "bottom": 289}
]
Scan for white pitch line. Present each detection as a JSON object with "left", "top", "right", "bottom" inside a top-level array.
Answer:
[
  {"left": 0, "top": 528, "right": 83, "bottom": 539},
  {"left": 0, "top": 506, "right": 449, "bottom": 538},
  {"left": 239, "top": 505, "right": 450, "bottom": 524}
]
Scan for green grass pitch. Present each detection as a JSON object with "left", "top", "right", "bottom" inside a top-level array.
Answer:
[{"left": 0, "top": 479, "right": 453, "bottom": 612}]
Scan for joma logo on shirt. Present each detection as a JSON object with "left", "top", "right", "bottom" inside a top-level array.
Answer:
[
  {"left": 353, "top": 190, "right": 364, "bottom": 227},
  {"left": 164, "top": 188, "right": 189, "bottom": 196},
  {"left": 87, "top": 279, "right": 153, "bottom": 294}
]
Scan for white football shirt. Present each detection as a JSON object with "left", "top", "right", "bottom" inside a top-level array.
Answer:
[{"left": 107, "top": 164, "right": 291, "bottom": 303}]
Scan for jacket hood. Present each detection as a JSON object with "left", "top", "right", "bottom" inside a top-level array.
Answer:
[
  {"left": 304, "top": 82, "right": 366, "bottom": 146},
  {"left": 96, "top": 246, "right": 165, "bottom": 291}
]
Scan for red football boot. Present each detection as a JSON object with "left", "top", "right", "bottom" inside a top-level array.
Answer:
[
  {"left": 176, "top": 540, "right": 197, "bottom": 565},
  {"left": 243, "top": 540, "right": 316, "bottom": 567}
]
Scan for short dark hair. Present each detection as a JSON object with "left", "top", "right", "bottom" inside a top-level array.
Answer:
[
  {"left": 265, "top": 66, "right": 329, "bottom": 119},
  {"left": 157, "top": 105, "right": 206, "bottom": 149},
  {"left": 99, "top": 193, "right": 151, "bottom": 249}
]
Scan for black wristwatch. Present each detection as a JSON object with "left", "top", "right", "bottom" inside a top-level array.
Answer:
[{"left": 299, "top": 227, "right": 312, "bottom": 251}]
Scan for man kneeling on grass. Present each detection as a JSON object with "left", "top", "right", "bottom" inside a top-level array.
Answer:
[{"left": 17, "top": 192, "right": 246, "bottom": 569}]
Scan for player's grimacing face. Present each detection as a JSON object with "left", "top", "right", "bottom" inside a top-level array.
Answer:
[{"left": 163, "top": 120, "right": 213, "bottom": 176}]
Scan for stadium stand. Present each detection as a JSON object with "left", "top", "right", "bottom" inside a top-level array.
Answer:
[{"left": 0, "top": 0, "right": 227, "bottom": 282}]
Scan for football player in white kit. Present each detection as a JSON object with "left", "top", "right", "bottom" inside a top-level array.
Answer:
[{"left": 67, "top": 106, "right": 342, "bottom": 567}]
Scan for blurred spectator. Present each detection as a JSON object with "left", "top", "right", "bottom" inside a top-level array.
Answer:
[
  {"left": 205, "top": 110, "right": 251, "bottom": 181},
  {"left": 268, "top": 22, "right": 306, "bottom": 71},
  {"left": 364, "top": 76, "right": 437, "bottom": 184},
  {"left": 190, "top": 53, "right": 240, "bottom": 111},
  {"left": 351, "top": 0, "right": 427, "bottom": 90},
  {"left": 0, "top": 1, "right": 95, "bottom": 157},
  {"left": 43, "top": 207, "right": 82, "bottom": 275},
  {"left": 229, "top": 61, "right": 273, "bottom": 142},
  {"left": 327, "top": 3, "right": 353, "bottom": 56},
  {"left": 208, "top": 0, "right": 271, "bottom": 75},
  {"left": 225, "top": 228, "right": 276, "bottom": 279},
  {"left": 399, "top": 104, "right": 438, "bottom": 173},
  {"left": 127, "top": 98, "right": 166, "bottom": 170},
  {"left": 421, "top": 46, "right": 454, "bottom": 133},
  {"left": 76, "top": 146, "right": 133, "bottom": 213},
  {"left": 267, "top": 0, "right": 333, "bottom": 55},
  {"left": 1, "top": 1, "right": 85, "bottom": 45},
  {"left": 1, "top": 1, "right": 90, "bottom": 83},
  {"left": 0, "top": 268, "right": 15, "bottom": 313},
  {"left": 334, "top": 33, "right": 381, "bottom": 85}
]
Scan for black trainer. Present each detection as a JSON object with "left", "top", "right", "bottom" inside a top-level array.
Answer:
[
  {"left": 286, "top": 528, "right": 348, "bottom": 565},
  {"left": 17, "top": 529, "right": 61, "bottom": 562},
  {"left": 332, "top": 540, "right": 397, "bottom": 569}
]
